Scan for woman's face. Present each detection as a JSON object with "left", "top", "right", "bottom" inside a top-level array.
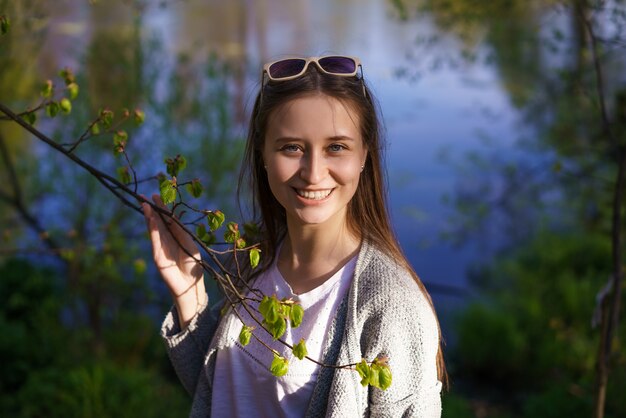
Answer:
[{"left": 262, "top": 94, "right": 367, "bottom": 230}]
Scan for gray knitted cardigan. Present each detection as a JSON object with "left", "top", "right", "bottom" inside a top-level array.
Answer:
[{"left": 161, "top": 240, "right": 442, "bottom": 417}]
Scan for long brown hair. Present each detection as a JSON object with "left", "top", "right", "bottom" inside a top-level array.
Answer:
[{"left": 238, "top": 64, "right": 448, "bottom": 386}]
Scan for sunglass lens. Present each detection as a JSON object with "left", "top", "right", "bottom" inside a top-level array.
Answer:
[
  {"left": 268, "top": 59, "right": 307, "bottom": 79},
  {"left": 318, "top": 56, "right": 356, "bottom": 74}
]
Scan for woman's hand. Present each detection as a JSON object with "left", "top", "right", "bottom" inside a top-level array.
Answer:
[{"left": 142, "top": 194, "right": 207, "bottom": 329}]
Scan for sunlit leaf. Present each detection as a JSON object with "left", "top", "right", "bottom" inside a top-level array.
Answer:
[
  {"left": 207, "top": 210, "right": 225, "bottom": 231},
  {"left": 259, "top": 295, "right": 279, "bottom": 324},
  {"left": 292, "top": 339, "right": 308, "bottom": 360},
  {"left": 67, "top": 82, "right": 79, "bottom": 100},
  {"left": 249, "top": 248, "right": 261, "bottom": 269},
  {"left": 290, "top": 304, "right": 304, "bottom": 328},
  {"left": 224, "top": 221, "right": 240, "bottom": 244},
  {"left": 356, "top": 359, "right": 370, "bottom": 386},
  {"left": 59, "top": 98, "right": 72, "bottom": 114},
  {"left": 159, "top": 179, "right": 177, "bottom": 205},
  {"left": 270, "top": 355, "right": 288, "bottom": 377},
  {"left": 239, "top": 325, "right": 253, "bottom": 346},
  {"left": 41, "top": 80, "right": 53, "bottom": 98}
]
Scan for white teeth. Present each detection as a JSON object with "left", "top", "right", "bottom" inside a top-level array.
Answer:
[{"left": 296, "top": 189, "right": 332, "bottom": 200}]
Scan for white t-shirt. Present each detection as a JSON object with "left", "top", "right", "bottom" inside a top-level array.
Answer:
[{"left": 211, "top": 255, "right": 357, "bottom": 418}]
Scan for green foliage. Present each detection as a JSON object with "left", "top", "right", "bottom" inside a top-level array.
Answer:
[
  {"left": 207, "top": 210, "right": 225, "bottom": 232},
  {"left": 452, "top": 231, "right": 625, "bottom": 415},
  {"left": 289, "top": 303, "right": 304, "bottom": 328},
  {"left": 59, "top": 97, "right": 72, "bottom": 114},
  {"left": 164, "top": 154, "right": 186, "bottom": 177},
  {"left": 238, "top": 325, "right": 253, "bottom": 346},
  {"left": 355, "top": 357, "right": 393, "bottom": 390},
  {"left": 249, "top": 248, "right": 261, "bottom": 269},
  {"left": 223, "top": 221, "right": 240, "bottom": 244},
  {"left": 185, "top": 178, "right": 203, "bottom": 198},
  {"left": 270, "top": 354, "right": 289, "bottom": 377},
  {"left": 158, "top": 178, "right": 176, "bottom": 205},
  {"left": 292, "top": 339, "right": 307, "bottom": 360}
]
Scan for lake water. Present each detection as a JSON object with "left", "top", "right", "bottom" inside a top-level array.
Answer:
[{"left": 5, "top": 0, "right": 521, "bottom": 321}]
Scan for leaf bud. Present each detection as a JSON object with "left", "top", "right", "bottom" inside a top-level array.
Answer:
[
  {"left": 207, "top": 210, "right": 225, "bottom": 231},
  {"left": 134, "top": 109, "right": 145, "bottom": 125},
  {"left": 59, "top": 98, "right": 72, "bottom": 114},
  {"left": 41, "top": 80, "right": 53, "bottom": 98},
  {"left": 67, "top": 82, "right": 79, "bottom": 100}
]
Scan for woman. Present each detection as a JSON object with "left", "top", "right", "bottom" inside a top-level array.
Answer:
[{"left": 142, "top": 55, "right": 445, "bottom": 417}]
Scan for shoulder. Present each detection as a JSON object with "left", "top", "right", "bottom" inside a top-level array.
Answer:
[
  {"left": 352, "top": 241, "right": 439, "bottom": 353},
  {"left": 355, "top": 242, "right": 434, "bottom": 320}
]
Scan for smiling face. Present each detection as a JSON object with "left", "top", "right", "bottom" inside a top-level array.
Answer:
[{"left": 262, "top": 94, "right": 367, "bottom": 231}]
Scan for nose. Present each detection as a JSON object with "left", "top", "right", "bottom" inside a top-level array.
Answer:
[{"left": 300, "top": 150, "right": 326, "bottom": 184}]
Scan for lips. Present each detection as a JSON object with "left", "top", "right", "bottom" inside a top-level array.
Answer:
[{"left": 295, "top": 188, "right": 333, "bottom": 200}]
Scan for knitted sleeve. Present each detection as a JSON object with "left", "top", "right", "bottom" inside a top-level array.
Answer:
[
  {"left": 359, "top": 264, "right": 442, "bottom": 417},
  {"left": 160, "top": 299, "right": 220, "bottom": 396}
]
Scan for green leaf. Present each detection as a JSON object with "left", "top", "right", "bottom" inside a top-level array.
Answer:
[
  {"left": 356, "top": 359, "right": 370, "bottom": 386},
  {"left": 236, "top": 238, "right": 247, "bottom": 249},
  {"left": 259, "top": 295, "right": 280, "bottom": 324},
  {"left": 46, "top": 101, "right": 59, "bottom": 118},
  {"left": 91, "top": 122, "right": 100, "bottom": 135},
  {"left": 270, "top": 355, "right": 289, "bottom": 377},
  {"left": 207, "top": 210, "right": 225, "bottom": 231},
  {"left": 249, "top": 248, "right": 261, "bottom": 269},
  {"left": 224, "top": 222, "right": 240, "bottom": 244},
  {"left": 113, "top": 130, "right": 128, "bottom": 155},
  {"left": 41, "top": 80, "right": 53, "bottom": 98},
  {"left": 239, "top": 325, "right": 253, "bottom": 346},
  {"left": 165, "top": 154, "right": 187, "bottom": 177},
  {"left": 268, "top": 317, "right": 286, "bottom": 340},
  {"left": 134, "top": 109, "right": 145, "bottom": 125},
  {"left": 377, "top": 364, "right": 392, "bottom": 390},
  {"left": 59, "top": 67, "right": 75, "bottom": 85},
  {"left": 59, "top": 98, "right": 72, "bottom": 114},
  {"left": 117, "top": 166, "right": 131, "bottom": 184},
  {"left": 368, "top": 365, "right": 380, "bottom": 388},
  {"left": 101, "top": 109, "right": 114, "bottom": 129},
  {"left": 67, "top": 82, "right": 79, "bottom": 100},
  {"left": 185, "top": 178, "right": 203, "bottom": 198},
  {"left": 292, "top": 339, "right": 308, "bottom": 360},
  {"left": 24, "top": 111, "right": 36, "bottom": 125},
  {"left": 290, "top": 304, "right": 304, "bottom": 328},
  {"left": 159, "top": 179, "right": 177, "bottom": 205},
  {"left": 0, "top": 15, "right": 10, "bottom": 35}
]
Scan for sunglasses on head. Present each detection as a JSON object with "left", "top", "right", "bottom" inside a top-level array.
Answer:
[{"left": 263, "top": 55, "right": 362, "bottom": 81}]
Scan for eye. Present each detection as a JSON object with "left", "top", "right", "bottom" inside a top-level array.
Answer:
[
  {"left": 328, "top": 143, "right": 347, "bottom": 152},
  {"left": 280, "top": 144, "right": 301, "bottom": 153}
]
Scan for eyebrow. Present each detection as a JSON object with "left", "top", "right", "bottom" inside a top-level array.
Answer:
[{"left": 272, "top": 135, "right": 356, "bottom": 144}]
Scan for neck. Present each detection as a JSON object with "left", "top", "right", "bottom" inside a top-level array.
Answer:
[{"left": 278, "top": 213, "right": 361, "bottom": 293}]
